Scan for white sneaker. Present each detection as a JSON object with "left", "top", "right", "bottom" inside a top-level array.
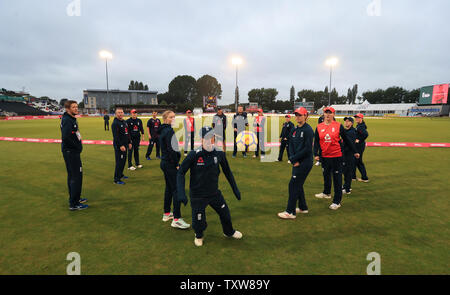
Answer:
[
  {"left": 315, "top": 161, "right": 321, "bottom": 166},
  {"left": 296, "top": 208, "right": 309, "bottom": 214},
  {"left": 194, "top": 237, "right": 203, "bottom": 247},
  {"left": 162, "top": 212, "right": 173, "bottom": 222},
  {"left": 261, "top": 156, "right": 265, "bottom": 159},
  {"left": 342, "top": 189, "right": 351, "bottom": 195},
  {"left": 252, "top": 155, "right": 257, "bottom": 158},
  {"left": 358, "top": 178, "right": 370, "bottom": 183},
  {"left": 225, "top": 230, "right": 243, "bottom": 239},
  {"left": 171, "top": 218, "right": 190, "bottom": 229},
  {"left": 137, "top": 164, "right": 143, "bottom": 168},
  {"left": 329, "top": 203, "right": 341, "bottom": 210},
  {"left": 315, "top": 193, "right": 331, "bottom": 199},
  {"left": 277, "top": 211, "right": 296, "bottom": 219},
  {"left": 287, "top": 160, "right": 291, "bottom": 164},
  {"left": 128, "top": 166, "right": 136, "bottom": 171}
]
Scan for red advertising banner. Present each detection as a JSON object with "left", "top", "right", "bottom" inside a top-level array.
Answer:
[
  {"left": 432, "top": 84, "right": 449, "bottom": 104},
  {"left": 1, "top": 137, "right": 449, "bottom": 148}
]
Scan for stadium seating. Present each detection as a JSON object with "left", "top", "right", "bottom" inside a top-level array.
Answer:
[{"left": 0, "top": 101, "right": 49, "bottom": 116}]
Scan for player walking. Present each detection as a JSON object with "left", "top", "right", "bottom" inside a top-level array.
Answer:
[
  {"left": 278, "top": 107, "right": 313, "bottom": 219},
  {"left": 158, "top": 110, "right": 190, "bottom": 229},
  {"left": 313, "top": 107, "right": 359, "bottom": 210}
]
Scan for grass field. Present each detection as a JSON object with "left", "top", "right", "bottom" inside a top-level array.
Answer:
[{"left": 0, "top": 116, "right": 449, "bottom": 275}]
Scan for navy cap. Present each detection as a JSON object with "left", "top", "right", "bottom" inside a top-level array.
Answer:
[
  {"left": 344, "top": 116, "right": 354, "bottom": 123},
  {"left": 200, "top": 126, "right": 214, "bottom": 139}
]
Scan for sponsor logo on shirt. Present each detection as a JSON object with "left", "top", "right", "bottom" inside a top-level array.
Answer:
[{"left": 197, "top": 157, "right": 205, "bottom": 166}]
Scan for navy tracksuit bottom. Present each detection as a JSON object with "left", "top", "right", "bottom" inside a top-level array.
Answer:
[
  {"left": 287, "top": 160, "right": 313, "bottom": 214},
  {"left": 233, "top": 131, "right": 248, "bottom": 156},
  {"left": 190, "top": 190, "right": 235, "bottom": 239},
  {"left": 343, "top": 153, "right": 355, "bottom": 192},
  {"left": 160, "top": 160, "right": 181, "bottom": 219},
  {"left": 353, "top": 144, "right": 368, "bottom": 180},
  {"left": 255, "top": 131, "right": 265, "bottom": 156},
  {"left": 278, "top": 139, "right": 290, "bottom": 161},
  {"left": 114, "top": 147, "right": 127, "bottom": 182},
  {"left": 104, "top": 120, "right": 109, "bottom": 131},
  {"left": 322, "top": 157, "right": 343, "bottom": 205},
  {"left": 128, "top": 136, "right": 141, "bottom": 167},
  {"left": 146, "top": 137, "right": 160, "bottom": 158},
  {"left": 62, "top": 150, "right": 83, "bottom": 207},
  {"left": 184, "top": 131, "right": 195, "bottom": 152}
]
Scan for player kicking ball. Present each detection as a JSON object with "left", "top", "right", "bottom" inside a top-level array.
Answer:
[{"left": 177, "top": 127, "right": 243, "bottom": 247}]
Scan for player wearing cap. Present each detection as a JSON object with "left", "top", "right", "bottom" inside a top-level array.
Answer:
[
  {"left": 126, "top": 109, "right": 145, "bottom": 170},
  {"left": 253, "top": 109, "right": 266, "bottom": 158},
  {"left": 183, "top": 110, "right": 195, "bottom": 156},
  {"left": 278, "top": 107, "right": 314, "bottom": 219},
  {"left": 342, "top": 117, "right": 357, "bottom": 194},
  {"left": 232, "top": 106, "right": 249, "bottom": 158},
  {"left": 177, "top": 126, "right": 242, "bottom": 246},
  {"left": 278, "top": 114, "right": 294, "bottom": 162},
  {"left": 313, "top": 107, "right": 360, "bottom": 210},
  {"left": 353, "top": 113, "right": 369, "bottom": 182},
  {"left": 61, "top": 100, "right": 88, "bottom": 211},
  {"left": 158, "top": 110, "right": 190, "bottom": 229},
  {"left": 145, "top": 111, "right": 161, "bottom": 160},
  {"left": 212, "top": 107, "right": 227, "bottom": 151},
  {"left": 112, "top": 108, "right": 132, "bottom": 185}
]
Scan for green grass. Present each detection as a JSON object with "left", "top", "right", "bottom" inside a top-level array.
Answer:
[{"left": 0, "top": 116, "right": 449, "bottom": 274}]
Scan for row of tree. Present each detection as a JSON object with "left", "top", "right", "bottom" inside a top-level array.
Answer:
[
  {"left": 128, "top": 80, "right": 149, "bottom": 90},
  {"left": 157, "top": 74, "right": 222, "bottom": 111}
]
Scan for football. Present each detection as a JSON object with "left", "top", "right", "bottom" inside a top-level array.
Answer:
[{"left": 236, "top": 130, "right": 258, "bottom": 151}]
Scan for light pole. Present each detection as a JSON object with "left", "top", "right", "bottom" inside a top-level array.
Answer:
[
  {"left": 232, "top": 56, "right": 243, "bottom": 111},
  {"left": 99, "top": 50, "right": 113, "bottom": 112},
  {"left": 325, "top": 57, "right": 338, "bottom": 106}
]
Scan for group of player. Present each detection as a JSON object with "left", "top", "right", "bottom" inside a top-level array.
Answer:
[{"left": 60, "top": 100, "right": 369, "bottom": 246}]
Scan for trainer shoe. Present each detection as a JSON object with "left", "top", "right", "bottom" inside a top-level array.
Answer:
[
  {"left": 252, "top": 155, "right": 257, "bottom": 158},
  {"left": 122, "top": 176, "right": 129, "bottom": 179},
  {"left": 243, "top": 154, "right": 247, "bottom": 158},
  {"left": 194, "top": 237, "right": 203, "bottom": 247},
  {"left": 171, "top": 218, "right": 190, "bottom": 229},
  {"left": 128, "top": 166, "right": 136, "bottom": 171},
  {"left": 114, "top": 181, "right": 125, "bottom": 185},
  {"left": 342, "top": 189, "right": 352, "bottom": 195},
  {"left": 261, "top": 155, "right": 265, "bottom": 159},
  {"left": 277, "top": 211, "right": 296, "bottom": 219},
  {"left": 79, "top": 198, "right": 88, "bottom": 203},
  {"left": 156, "top": 156, "right": 161, "bottom": 159},
  {"left": 329, "top": 203, "right": 341, "bottom": 210},
  {"left": 352, "top": 178, "right": 357, "bottom": 181},
  {"left": 69, "top": 204, "right": 89, "bottom": 211},
  {"left": 287, "top": 160, "right": 291, "bottom": 164},
  {"left": 137, "top": 165, "right": 143, "bottom": 168},
  {"left": 296, "top": 208, "right": 309, "bottom": 214},
  {"left": 358, "top": 178, "right": 370, "bottom": 183},
  {"left": 146, "top": 157, "right": 151, "bottom": 160},
  {"left": 232, "top": 155, "right": 236, "bottom": 158},
  {"left": 162, "top": 212, "right": 173, "bottom": 222},
  {"left": 315, "top": 193, "right": 331, "bottom": 199},
  {"left": 224, "top": 230, "right": 243, "bottom": 239},
  {"left": 315, "top": 161, "right": 321, "bottom": 166}
]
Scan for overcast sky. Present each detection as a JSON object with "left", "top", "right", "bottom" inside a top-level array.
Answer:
[{"left": 1, "top": 0, "right": 449, "bottom": 104}]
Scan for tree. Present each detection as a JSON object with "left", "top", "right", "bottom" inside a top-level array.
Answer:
[
  {"left": 196, "top": 75, "right": 222, "bottom": 107},
  {"left": 290, "top": 86, "right": 295, "bottom": 103},
  {"left": 144, "top": 84, "right": 149, "bottom": 91},
  {"left": 128, "top": 80, "right": 135, "bottom": 90},
  {"left": 351, "top": 84, "right": 358, "bottom": 104},
  {"left": 138, "top": 82, "right": 144, "bottom": 90},
  {"left": 247, "top": 88, "right": 278, "bottom": 108},
  {"left": 168, "top": 75, "right": 198, "bottom": 105},
  {"left": 78, "top": 101, "right": 85, "bottom": 108}
]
